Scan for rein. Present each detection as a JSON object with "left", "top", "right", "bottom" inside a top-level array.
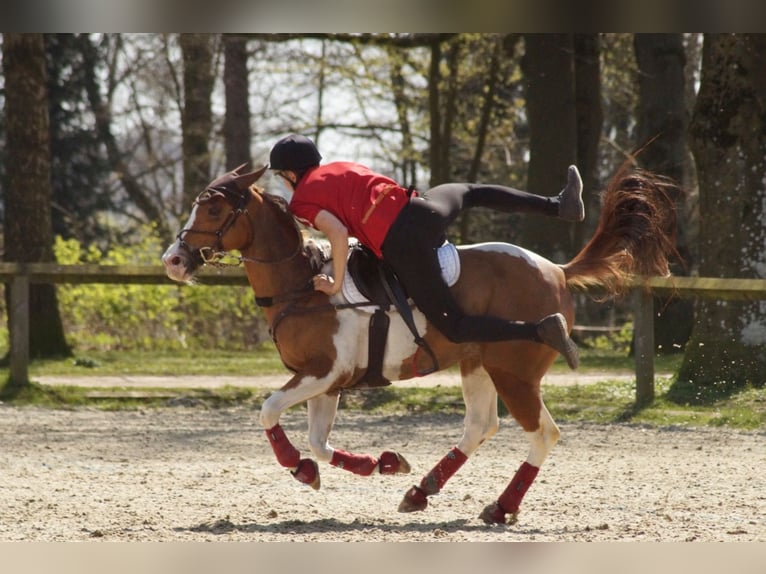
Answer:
[{"left": 198, "top": 238, "right": 304, "bottom": 268}]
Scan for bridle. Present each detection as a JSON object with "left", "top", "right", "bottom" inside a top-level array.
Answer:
[
  {"left": 176, "top": 187, "right": 304, "bottom": 268},
  {"left": 176, "top": 183, "right": 355, "bottom": 346}
]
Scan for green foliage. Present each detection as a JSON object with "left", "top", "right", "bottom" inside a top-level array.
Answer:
[
  {"left": 51, "top": 228, "right": 267, "bottom": 352},
  {"left": 0, "top": 314, "right": 7, "bottom": 351},
  {"left": 583, "top": 321, "right": 634, "bottom": 355}
]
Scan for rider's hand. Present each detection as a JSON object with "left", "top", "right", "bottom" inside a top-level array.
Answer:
[{"left": 312, "top": 273, "right": 339, "bottom": 295}]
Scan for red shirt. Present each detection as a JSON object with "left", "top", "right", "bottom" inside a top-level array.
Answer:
[{"left": 289, "top": 162, "right": 410, "bottom": 258}]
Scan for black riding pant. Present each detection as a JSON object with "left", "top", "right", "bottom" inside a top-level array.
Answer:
[{"left": 380, "top": 183, "right": 558, "bottom": 344}]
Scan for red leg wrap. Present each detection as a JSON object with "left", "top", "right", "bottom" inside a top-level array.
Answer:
[
  {"left": 265, "top": 424, "right": 300, "bottom": 468},
  {"left": 497, "top": 461, "right": 539, "bottom": 515},
  {"left": 420, "top": 447, "right": 468, "bottom": 495},
  {"left": 330, "top": 449, "right": 378, "bottom": 476}
]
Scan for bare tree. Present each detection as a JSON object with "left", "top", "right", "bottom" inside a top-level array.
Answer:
[{"left": 78, "top": 34, "right": 172, "bottom": 242}]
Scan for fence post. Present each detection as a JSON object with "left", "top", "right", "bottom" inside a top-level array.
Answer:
[
  {"left": 633, "top": 288, "right": 655, "bottom": 405},
  {"left": 9, "top": 274, "right": 30, "bottom": 387}
]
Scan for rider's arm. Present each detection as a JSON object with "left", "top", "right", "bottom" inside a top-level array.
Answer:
[{"left": 312, "top": 209, "right": 348, "bottom": 296}]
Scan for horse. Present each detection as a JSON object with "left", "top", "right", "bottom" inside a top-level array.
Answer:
[{"left": 162, "top": 163, "right": 678, "bottom": 524}]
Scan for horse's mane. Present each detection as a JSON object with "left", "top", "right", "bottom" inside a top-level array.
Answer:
[
  {"left": 259, "top": 189, "right": 295, "bottom": 225},
  {"left": 259, "top": 188, "right": 328, "bottom": 274}
]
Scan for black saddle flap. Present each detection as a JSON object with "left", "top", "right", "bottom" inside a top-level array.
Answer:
[{"left": 346, "top": 244, "right": 404, "bottom": 307}]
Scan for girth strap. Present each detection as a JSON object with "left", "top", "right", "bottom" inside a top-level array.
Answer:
[
  {"left": 254, "top": 282, "right": 314, "bottom": 307},
  {"left": 376, "top": 263, "right": 439, "bottom": 376}
]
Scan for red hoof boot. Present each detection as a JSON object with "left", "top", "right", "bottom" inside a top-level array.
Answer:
[
  {"left": 479, "top": 502, "right": 519, "bottom": 525},
  {"left": 398, "top": 485, "right": 428, "bottom": 513},
  {"left": 379, "top": 451, "right": 411, "bottom": 475},
  {"left": 291, "top": 458, "right": 321, "bottom": 490}
]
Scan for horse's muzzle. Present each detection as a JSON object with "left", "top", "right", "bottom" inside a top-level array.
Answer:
[{"left": 162, "top": 241, "right": 202, "bottom": 283}]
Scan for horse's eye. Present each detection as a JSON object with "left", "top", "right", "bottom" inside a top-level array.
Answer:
[{"left": 207, "top": 204, "right": 223, "bottom": 217}]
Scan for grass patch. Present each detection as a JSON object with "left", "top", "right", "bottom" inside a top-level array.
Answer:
[
  {"left": 543, "top": 377, "right": 766, "bottom": 430},
  {"left": 569, "top": 349, "right": 683, "bottom": 374},
  {"left": 339, "top": 386, "right": 465, "bottom": 414},
  {"left": 5, "top": 377, "right": 761, "bottom": 431},
  {"left": 0, "top": 380, "right": 268, "bottom": 410},
  {"left": 15, "top": 343, "right": 288, "bottom": 378},
  {"left": 3, "top": 345, "right": 683, "bottom": 379},
  {"left": 2, "top": 348, "right": 762, "bottom": 430}
]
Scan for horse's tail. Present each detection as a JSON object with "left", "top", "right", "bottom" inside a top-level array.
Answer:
[{"left": 562, "top": 164, "right": 681, "bottom": 298}]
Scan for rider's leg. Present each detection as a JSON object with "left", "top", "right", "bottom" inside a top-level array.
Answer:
[
  {"left": 426, "top": 165, "right": 584, "bottom": 222},
  {"left": 381, "top": 226, "right": 579, "bottom": 369}
]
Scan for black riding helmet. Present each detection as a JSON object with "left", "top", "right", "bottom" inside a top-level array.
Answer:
[{"left": 269, "top": 134, "right": 322, "bottom": 173}]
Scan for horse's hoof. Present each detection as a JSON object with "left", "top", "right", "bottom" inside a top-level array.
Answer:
[
  {"left": 292, "top": 458, "right": 321, "bottom": 490},
  {"left": 379, "top": 451, "right": 411, "bottom": 475},
  {"left": 479, "top": 502, "right": 519, "bottom": 525},
  {"left": 398, "top": 485, "right": 428, "bottom": 513}
]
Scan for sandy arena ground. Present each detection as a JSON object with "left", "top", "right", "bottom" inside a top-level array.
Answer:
[{"left": 1, "top": 390, "right": 763, "bottom": 541}]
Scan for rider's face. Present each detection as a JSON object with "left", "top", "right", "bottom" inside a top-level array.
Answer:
[{"left": 275, "top": 170, "right": 297, "bottom": 188}]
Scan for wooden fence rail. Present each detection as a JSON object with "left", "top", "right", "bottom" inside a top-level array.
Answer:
[{"left": 2, "top": 263, "right": 766, "bottom": 402}]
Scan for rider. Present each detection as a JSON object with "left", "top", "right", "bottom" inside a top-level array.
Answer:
[{"left": 269, "top": 133, "right": 582, "bottom": 369}]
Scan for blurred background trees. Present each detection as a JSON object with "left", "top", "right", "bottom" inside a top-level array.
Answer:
[{"left": 1, "top": 33, "right": 764, "bottom": 391}]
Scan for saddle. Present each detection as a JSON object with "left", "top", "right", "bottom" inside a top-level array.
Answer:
[{"left": 345, "top": 243, "right": 440, "bottom": 390}]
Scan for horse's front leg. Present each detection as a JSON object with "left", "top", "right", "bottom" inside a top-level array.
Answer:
[
  {"left": 259, "top": 373, "right": 336, "bottom": 490},
  {"left": 260, "top": 373, "right": 411, "bottom": 490},
  {"left": 307, "top": 392, "right": 411, "bottom": 477}
]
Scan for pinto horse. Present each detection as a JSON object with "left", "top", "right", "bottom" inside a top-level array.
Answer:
[{"left": 162, "top": 163, "right": 678, "bottom": 524}]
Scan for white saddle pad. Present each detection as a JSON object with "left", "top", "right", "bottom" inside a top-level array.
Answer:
[{"left": 341, "top": 241, "right": 461, "bottom": 310}]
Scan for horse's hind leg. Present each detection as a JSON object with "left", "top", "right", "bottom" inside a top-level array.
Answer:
[
  {"left": 480, "top": 379, "right": 560, "bottom": 525},
  {"left": 307, "top": 392, "right": 411, "bottom": 478},
  {"left": 399, "top": 362, "right": 498, "bottom": 512}
]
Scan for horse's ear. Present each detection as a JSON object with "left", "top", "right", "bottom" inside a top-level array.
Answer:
[
  {"left": 232, "top": 162, "right": 250, "bottom": 175},
  {"left": 234, "top": 164, "right": 268, "bottom": 190}
]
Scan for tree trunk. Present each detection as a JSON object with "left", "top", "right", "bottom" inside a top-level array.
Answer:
[
  {"left": 180, "top": 34, "right": 214, "bottom": 207},
  {"left": 634, "top": 33, "right": 694, "bottom": 355},
  {"left": 569, "top": 34, "right": 608, "bottom": 330},
  {"left": 458, "top": 36, "right": 504, "bottom": 244},
  {"left": 427, "top": 37, "right": 462, "bottom": 187},
  {"left": 2, "top": 33, "right": 71, "bottom": 369},
  {"left": 572, "top": 34, "right": 603, "bottom": 246},
  {"left": 223, "top": 34, "right": 252, "bottom": 171},
  {"left": 521, "top": 34, "right": 579, "bottom": 262},
  {"left": 679, "top": 33, "right": 766, "bottom": 393},
  {"left": 427, "top": 40, "right": 443, "bottom": 187},
  {"left": 388, "top": 48, "right": 417, "bottom": 188}
]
